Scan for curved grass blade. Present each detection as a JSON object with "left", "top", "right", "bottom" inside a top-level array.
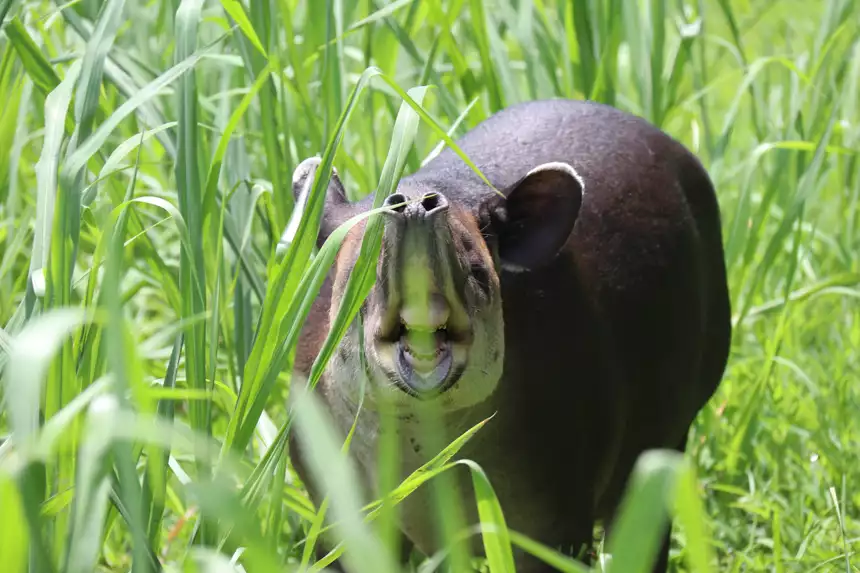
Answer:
[
  {"left": 306, "top": 84, "right": 430, "bottom": 390},
  {"left": 2, "top": 308, "right": 90, "bottom": 445},
  {"left": 468, "top": 0, "right": 504, "bottom": 112},
  {"left": 3, "top": 308, "right": 90, "bottom": 572},
  {"left": 224, "top": 65, "right": 383, "bottom": 455},
  {"left": 61, "top": 395, "right": 120, "bottom": 573},
  {"left": 672, "top": 462, "right": 716, "bottom": 572},
  {"left": 296, "top": 82, "right": 431, "bottom": 568},
  {"left": 41, "top": 19, "right": 133, "bottom": 538},
  {"left": 507, "top": 530, "right": 590, "bottom": 573},
  {"left": 222, "top": 205, "right": 400, "bottom": 554},
  {"left": 31, "top": 377, "right": 112, "bottom": 463},
  {"left": 70, "top": 0, "right": 126, "bottom": 143},
  {"left": 4, "top": 17, "right": 67, "bottom": 106},
  {"left": 371, "top": 69, "right": 499, "bottom": 194},
  {"left": 421, "top": 96, "right": 478, "bottom": 167},
  {"left": 299, "top": 384, "right": 368, "bottom": 570},
  {"left": 605, "top": 450, "right": 681, "bottom": 573},
  {"left": 292, "top": 387, "right": 400, "bottom": 573},
  {"left": 232, "top": 85, "right": 433, "bottom": 516},
  {"left": 312, "top": 415, "right": 494, "bottom": 569},
  {"left": 232, "top": 200, "right": 393, "bottom": 455},
  {"left": 63, "top": 37, "right": 222, "bottom": 178},
  {"left": 202, "top": 61, "right": 272, "bottom": 213},
  {"left": 218, "top": 0, "right": 267, "bottom": 58},
  {"left": 141, "top": 334, "right": 183, "bottom": 548},
  {"left": 30, "top": 60, "right": 81, "bottom": 302},
  {"left": 458, "top": 460, "right": 515, "bottom": 573},
  {"left": 228, "top": 64, "right": 500, "bottom": 456},
  {"left": 84, "top": 121, "right": 178, "bottom": 206}
]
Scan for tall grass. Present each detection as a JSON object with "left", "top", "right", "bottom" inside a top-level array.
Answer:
[{"left": 0, "top": 0, "right": 858, "bottom": 571}]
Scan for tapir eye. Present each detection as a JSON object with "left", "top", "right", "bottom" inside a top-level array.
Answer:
[{"left": 476, "top": 209, "right": 494, "bottom": 235}]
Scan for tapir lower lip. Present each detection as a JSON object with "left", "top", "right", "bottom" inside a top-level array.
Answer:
[{"left": 394, "top": 340, "right": 453, "bottom": 396}]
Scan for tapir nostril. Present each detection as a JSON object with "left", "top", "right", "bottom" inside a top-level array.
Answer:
[
  {"left": 421, "top": 192, "right": 449, "bottom": 216},
  {"left": 385, "top": 193, "right": 408, "bottom": 213},
  {"left": 384, "top": 191, "right": 449, "bottom": 220}
]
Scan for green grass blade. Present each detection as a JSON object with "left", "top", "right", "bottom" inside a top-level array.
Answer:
[
  {"left": 233, "top": 201, "right": 392, "bottom": 454},
  {"left": 63, "top": 41, "right": 218, "bottom": 178},
  {"left": 223, "top": 65, "right": 382, "bottom": 455},
  {"left": 0, "top": 471, "right": 28, "bottom": 573},
  {"left": 349, "top": 0, "right": 416, "bottom": 31},
  {"left": 312, "top": 415, "right": 494, "bottom": 569},
  {"left": 4, "top": 17, "right": 65, "bottom": 99},
  {"left": 507, "top": 530, "right": 590, "bottom": 573},
  {"left": 672, "top": 461, "right": 716, "bottom": 572},
  {"left": 288, "top": 81, "right": 432, "bottom": 558},
  {"left": 2, "top": 307, "right": 87, "bottom": 447},
  {"left": 86, "top": 121, "right": 177, "bottom": 206},
  {"left": 3, "top": 308, "right": 89, "bottom": 572},
  {"left": 468, "top": 0, "right": 504, "bottom": 113},
  {"left": 15, "top": 462, "right": 55, "bottom": 573},
  {"left": 605, "top": 450, "right": 681, "bottom": 573},
  {"left": 218, "top": 0, "right": 268, "bottom": 58},
  {"left": 247, "top": 0, "right": 290, "bottom": 221},
  {"left": 102, "top": 125, "right": 156, "bottom": 573},
  {"left": 0, "top": 0, "right": 18, "bottom": 25},
  {"left": 202, "top": 61, "right": 272, "bottom": 238},
  {"left": 306, "top": 84, "right": 430, "bottom": 390},
  {"left": 458, "top": 460, "right": 515, "bottom": 573},
  {"left": 141, "top": 334, "right": 182, "bottom": 548},
  {"left": 55, "top": 7, "right": 178, "bottom": 158},
  {"left": 174, "top": 0, "right": 215, "bottom": 549},
  {"left": 30, "top": 60, "right": 81, "bottom": 303},
  {"left": 70, "top": 0, "right": 126, "bottom": 144},
  {"left": 61, "top": 395, "right": 118, "bottom": 573},
  {"left": 292, "top": 387, "right": 400, "bottom": 573}
]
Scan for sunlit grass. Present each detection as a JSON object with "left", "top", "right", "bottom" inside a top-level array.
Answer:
[{"left": 1, "top": 0, "right": 858, "bottom": 572}]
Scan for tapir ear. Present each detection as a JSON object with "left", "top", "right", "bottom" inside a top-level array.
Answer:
[
  {"left": 283, "top": 157, "right": 352, "bottom": 250},
  {"left": 495, "top": 161, "right": 584, "bottom": 272},
  {"left": 291, "top": 157, "right": 349, "bottom": 209}
]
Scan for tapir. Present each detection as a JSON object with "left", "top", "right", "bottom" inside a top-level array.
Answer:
[{"left": 288, "top": 98, "right": 732, "bottom": 572}]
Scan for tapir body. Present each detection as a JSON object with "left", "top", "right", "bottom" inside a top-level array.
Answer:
[{"left": 289, "top": 99, "right": 732, "bottom": 572}]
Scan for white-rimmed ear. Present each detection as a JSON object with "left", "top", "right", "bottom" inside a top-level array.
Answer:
[
  {"left": 496, "top": 161, "right": 584, "bottom": 272},
  {"left": 291, "top": 157, "right": 348, "bottom": 206},
  {"left": 279, "top": 157, "right": 352, "bottom": 252}
]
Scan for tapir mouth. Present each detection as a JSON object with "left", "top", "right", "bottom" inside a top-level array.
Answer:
[{"left": 390, "top": 324, "right": 461, "bottom": 396}]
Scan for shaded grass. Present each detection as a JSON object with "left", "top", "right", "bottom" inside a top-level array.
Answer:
[{"left": 0, "top": 0, "right": 858, "bottom": 572}]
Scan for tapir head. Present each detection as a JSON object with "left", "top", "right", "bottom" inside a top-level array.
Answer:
[{"left": 293, "top": 157, "right": 584, "bottom": 412}]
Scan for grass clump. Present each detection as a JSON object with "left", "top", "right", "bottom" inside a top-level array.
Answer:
[{"left": 1, "top": 0, "right": 858, "bottom": 571}]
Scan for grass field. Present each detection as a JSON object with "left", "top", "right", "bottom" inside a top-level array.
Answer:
[{"left": 1, "top": 0, "right": 859, "bottom": 571}]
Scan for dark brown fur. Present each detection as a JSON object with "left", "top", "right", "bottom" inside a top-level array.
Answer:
[{"left": 288, "top": 99, "right": 731, "bottom": 572}]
